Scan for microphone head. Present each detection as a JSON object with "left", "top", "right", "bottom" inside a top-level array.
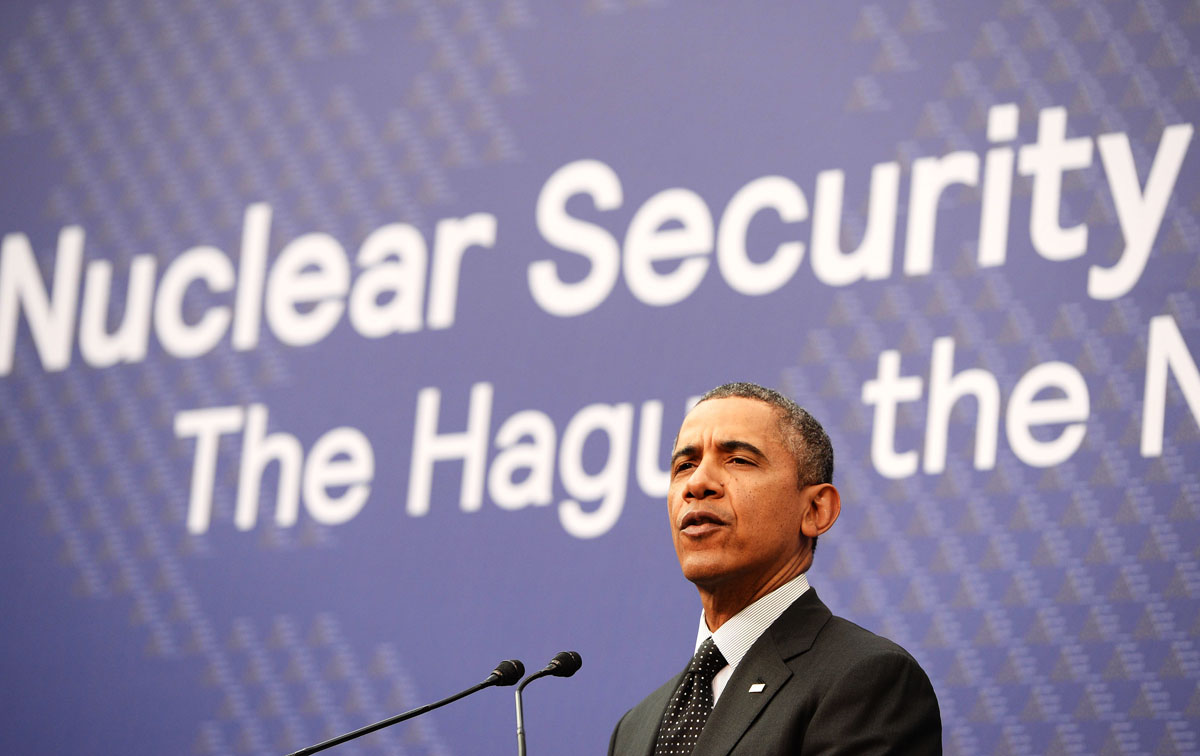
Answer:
[
  {"left": 548, "top": 651, "right": 582, "bottom": 677},
  {"left": 492, "top": 659, "right": 525, "bottom": 686}
]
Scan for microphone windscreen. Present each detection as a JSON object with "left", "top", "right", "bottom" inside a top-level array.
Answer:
[
  {"left": 549, "top": 651, "right": 582, "bottom": 677},
  {"left": 492, "top": 659, "right": 525, "bottom": 686}
]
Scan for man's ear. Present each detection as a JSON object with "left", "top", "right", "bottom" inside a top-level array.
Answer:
[{"left": 800, "top": 483, "right": 841, "bottom": 538}]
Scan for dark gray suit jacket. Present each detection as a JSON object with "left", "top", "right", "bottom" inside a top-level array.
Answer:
[{"left": 608, "top": 589, "right": 941, "bottom": 755}]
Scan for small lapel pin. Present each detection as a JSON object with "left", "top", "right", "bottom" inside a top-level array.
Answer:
[{"left": 748, "top": 682, "right": 766, "bottom": 693}]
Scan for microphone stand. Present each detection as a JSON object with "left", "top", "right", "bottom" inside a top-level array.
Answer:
[
  {"left": 515, "top": 676, "right": 534, "bottom": 756},
  {"left": 514, "top": 652, "right": 582, "bottom": 756}
]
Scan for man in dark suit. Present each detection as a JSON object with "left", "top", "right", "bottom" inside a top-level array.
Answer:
[{"left": 609, "top": 383, "right": 940, "bottom": 755}]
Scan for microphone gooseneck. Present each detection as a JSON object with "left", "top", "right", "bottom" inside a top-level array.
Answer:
[
  {"left": 286, "top": 658, "right": 524, "bottom": 756},
  {"left": 516, "top": 651, "right": 583, "bottom": 756}
]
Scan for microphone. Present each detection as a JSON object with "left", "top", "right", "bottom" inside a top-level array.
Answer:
[
  {"left": 515, "top": 652, "right": 582, "bottom": 755},
  {"left": 540, "top": 651, "right": 583, "bottom": 678},
  {"left": 489, "top": 658, "right": 527, "bottom": 686},
  {"left": 286, "top": 658, "right": 525, "bottom": 756}
]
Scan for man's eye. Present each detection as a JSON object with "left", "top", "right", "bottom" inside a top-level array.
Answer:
[
  {"left": 731, "top": 457, "right": 753, "bottom": 465},
  {"left": 674, "top": 462, "right": 695, "bottom": 474}
]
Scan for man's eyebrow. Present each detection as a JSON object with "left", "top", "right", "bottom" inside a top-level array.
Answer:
[
  {"left": 670, "top": 439, "right": 766, "bottom": 465},
  {"left": 671, "top": 444, "right": 698, "bottom": 465},
  {"left": 717, "top": 439, "right": 766, "bottom": 458}
]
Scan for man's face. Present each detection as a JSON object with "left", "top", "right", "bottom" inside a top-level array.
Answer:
[{"left": 668, "top": 397, "right": 808, "bottom": 594}]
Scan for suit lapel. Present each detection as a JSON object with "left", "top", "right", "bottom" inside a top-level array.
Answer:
[
  {"left": 690, "top": 638, "right": 792, "bottom": 756},
  {"left": 691, "top": 589, "right": 833, "bottom": 756},
  {"left": 625, "top": 669, "right": 686, "bottom": 756}
]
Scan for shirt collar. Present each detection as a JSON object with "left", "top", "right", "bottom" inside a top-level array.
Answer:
[{"left": 694, "top": 573, "right": 811, "bottom": 668}]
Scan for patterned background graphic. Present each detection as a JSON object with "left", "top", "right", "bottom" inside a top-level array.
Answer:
[{"left": 1, "top": 1, "right": 1197, "bottom": 754}]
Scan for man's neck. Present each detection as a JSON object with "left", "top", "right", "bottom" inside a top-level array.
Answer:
[{"left": 698, "top": 555, "right": 811, "bottom": 631}]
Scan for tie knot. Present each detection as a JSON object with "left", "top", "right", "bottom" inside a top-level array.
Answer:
[{"left": 690, "top": 637, "right": 726, "bottom": 682}]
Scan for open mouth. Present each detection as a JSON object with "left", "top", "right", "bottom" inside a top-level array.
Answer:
[{"left": 680, "top": 511, "right": 726, "bottom": 535}]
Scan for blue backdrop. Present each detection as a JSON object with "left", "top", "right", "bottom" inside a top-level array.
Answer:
[{"left": 2, "top": 2, "right": 1199, "bottom": 754}]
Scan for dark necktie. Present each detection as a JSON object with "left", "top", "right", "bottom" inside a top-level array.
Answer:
[{"left": 654, "top": 637, "right": 727, "bottom": 755}]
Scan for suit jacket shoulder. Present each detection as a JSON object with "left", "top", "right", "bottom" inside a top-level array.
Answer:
[{"left": 609, "top": 589, "right": 941, "bottom": 756}]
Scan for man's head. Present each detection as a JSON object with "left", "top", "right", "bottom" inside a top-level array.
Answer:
[
  {"left": 668, "top": 383, "right": 840, "bottom": 622},
  {"left": 695, "top": 382, "right": 834, "bottom": 489}
]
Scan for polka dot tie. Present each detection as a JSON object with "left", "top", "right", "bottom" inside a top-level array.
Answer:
[{"left": 653, "top": 637, "right": 727, "bottom": 755}]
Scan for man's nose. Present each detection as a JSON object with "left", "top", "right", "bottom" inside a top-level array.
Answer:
[{"left": 684, "top": 459, "right": 723, "bottom": 499}]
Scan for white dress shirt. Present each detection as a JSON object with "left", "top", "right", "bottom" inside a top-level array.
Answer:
[{"left": 694, "top": 572, "right": 811, "bottom": 704}]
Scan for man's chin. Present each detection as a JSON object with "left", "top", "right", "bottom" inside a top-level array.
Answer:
[{"left": 678, "top": 555, "right": 730, "bottom": 587}]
